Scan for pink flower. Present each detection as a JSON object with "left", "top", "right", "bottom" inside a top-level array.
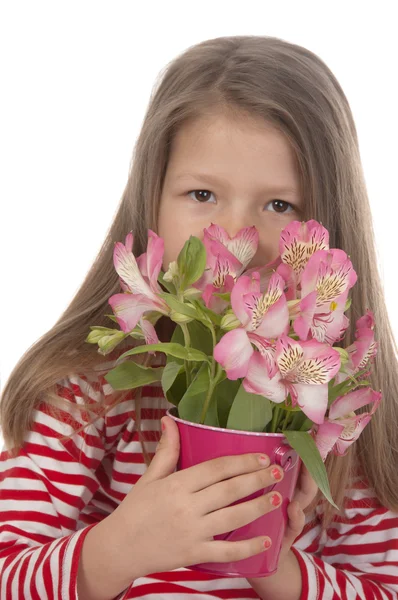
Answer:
[
  {"left": 293, "top": 249, "right": 357, "bottom": 344},
  {"left": 243, "top": 335, "right": 341, "bottom": 424},
  {"left": 213, "top": 272, "right": 289, "bottom": 379},
  {"left": 276, "top": 220, "right": 330, "bottom": 300},
  {"left": 335, "top": 309, "right": 378, "bottom": 385},
  {"left": 194, "top": 224, "right": 259, "bottom": 312},
  {"left": 108, "top": 230, "right": 169, "bottom": 339},
  {"left": 313, "top": 387, "right": 382, "bottom": 460}
]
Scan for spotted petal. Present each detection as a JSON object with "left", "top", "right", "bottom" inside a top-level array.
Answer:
[
  {"left": 279, "top": 220, "right": 329, "bottom": 275},
  {"left": 295, "top": 339, "right": 341, "bottom": 384},
  {"left": 231, "top": 273, "right": 261, "bottom": 328}
]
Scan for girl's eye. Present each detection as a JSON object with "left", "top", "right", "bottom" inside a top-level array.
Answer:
[
  {"left": 187, "top": 191, "right": 295, "bottom": 214},
  {"left": 188, "top": 190, "right": 216, "bottom": 203},
  {"left": 265, "top": 200, "right": 294, "bottom": 214}
]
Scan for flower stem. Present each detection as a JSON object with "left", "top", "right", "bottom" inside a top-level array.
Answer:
[
  {"left": 270, "top": 405, "right": 282, "bottom": 433},
  {"left": 281, "top": 409, "right": 291, "bottom": 431},
  {"left": 199, "top": 324, "right": 220, "bottom": 424},
  {"left": 179, "top": 322, "right": 192, "bottom": 387}
]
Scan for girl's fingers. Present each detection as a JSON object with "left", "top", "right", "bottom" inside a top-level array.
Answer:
[{"left": 283, "top": 501, "right": 305, "bottom": 548}]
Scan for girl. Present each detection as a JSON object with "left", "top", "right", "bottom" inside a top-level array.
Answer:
[{"left": 1, "top": 35, "right": 397, "bottom": 600}]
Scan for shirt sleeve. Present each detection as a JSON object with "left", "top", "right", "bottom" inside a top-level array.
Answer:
[
  {"left": 0, "top": 373, "right": 110, "bottom": 599},
  {"left": 291, "top": 485, "right": 398, "bottom": 600}
]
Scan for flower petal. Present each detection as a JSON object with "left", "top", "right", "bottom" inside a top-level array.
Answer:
[
  {"left": 108, "top": 293, "right": 161, "bottom": 333},
  {"left": 293, "top": 382, "right": 329, "bottom": 424},
  {"left": 243, "top": 352, "right": 286, "bottom": 403},
  {"left": 247, "top": 333, "right": 278, "bottom": 377},
  {"left": 313, "top": 421, "right": 345, "bottom": 461},
  {"left": 279, "top": 220, "right": 329, "bottom": 275},
  {"left": 113, "top": 241, "right": 157, "bottom": 300},
  {"left": 139, "top": 317, "right": 160, "bottom": 347},
  {"left": 334, "top": 415, "right": 372, "bottom": 455},
  {"left": 231, "top": 273, "right": 261, "bottom": 327},
  {"left": 253, "top": 273, "right": 289, "bottom": 338},
  {"left": 213, "top": 328, "right": 253, "bottom": 380},
  {"left": 329, "top": 388, "right": 382, "bottom": 420},
  {"left": 204, "top": 223, "right": 259, "bottom": 271},
  {"left": 146, "top": 230, "right": 165, "bottom": 291},
  {"left": 295, "top": 340, "right": 341, "bottom": 384},
  {"left": 275, "top": 335, "right": 304, "bottom": 378},
  {"left": 294, "top": 291, "right": 317, "bottom": 341}
]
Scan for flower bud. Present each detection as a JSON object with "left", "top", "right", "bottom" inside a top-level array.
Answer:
[
  {"left": 86, "top": 328, "right": 106, "bottom": 343},
  {"left": 334, "top": 347, "right": 350, "bottom": 364},
  {"left": 163, "top": 261, "right": 179, "bottom": 283},
  {"left": 170, "top": 310, "right": 193, "bottom": 324},
  {"left": 98, "top": 331, "right": 126, "bottom": 354},
  {"left": 220, "top": 312, "right": 241, "bottom": 331},
  {"left": 183, "top": 287, "right": 203, "bottom": 300}
]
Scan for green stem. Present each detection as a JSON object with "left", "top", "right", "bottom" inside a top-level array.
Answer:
[
  {"left": 199, "top": 324, "right": 219, "bottom": 424},
  {"left": 270, "top": 405, "right": 282, "bottom": 433},
  {"left": 281, "top": 409, "right": 291, "bottom": 431},
  {"left": 179, "top": 322, "right": 192, "bottom": 387}
]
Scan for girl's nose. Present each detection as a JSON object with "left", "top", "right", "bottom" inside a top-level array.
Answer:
[{"left": 215, "top": 212, "right": 254, "bottom": 239}]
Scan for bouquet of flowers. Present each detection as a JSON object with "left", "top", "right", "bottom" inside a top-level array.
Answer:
[{"left": 87, "top": 220, "right": 381, "bottom": 507}]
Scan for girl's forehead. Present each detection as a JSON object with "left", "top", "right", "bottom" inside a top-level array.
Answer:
[{"left": 166, "top": 114, "right": 301, "bottom": 194}]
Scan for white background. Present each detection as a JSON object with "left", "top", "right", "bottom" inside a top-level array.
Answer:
[{"left": 1, "top": 1, "right": 397, "bottom": 441}]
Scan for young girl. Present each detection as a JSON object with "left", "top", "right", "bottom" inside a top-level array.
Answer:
[{"left": 1, "top": 35, "right": 397, "bottom": 600}]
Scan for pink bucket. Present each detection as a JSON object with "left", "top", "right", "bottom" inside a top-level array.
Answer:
[{"left": 166, "top": 406, "right": 302, "bottom": 578}]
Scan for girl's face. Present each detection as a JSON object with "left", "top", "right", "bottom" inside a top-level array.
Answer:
[{"left": 158, "top": 111, "right": 303, "bottom": 271}]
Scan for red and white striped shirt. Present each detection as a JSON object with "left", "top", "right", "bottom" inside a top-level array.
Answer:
[{"left": 1, "top": 351, "right": 397, "bottom": 599}]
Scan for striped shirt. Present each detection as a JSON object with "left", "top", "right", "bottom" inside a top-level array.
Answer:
[{"left": 1, "top": 351, "right": 397, "bottom": 599}]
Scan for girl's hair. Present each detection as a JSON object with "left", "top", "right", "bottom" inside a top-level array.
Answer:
[{"left": 2, "top": 35, "right": 397, "bottom": 531}]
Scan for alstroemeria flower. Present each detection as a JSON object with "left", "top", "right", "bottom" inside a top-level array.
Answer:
[
  {"left": 213, "top": 272, "right": 289, "bottom": 379},
  {"left": 335, "top": 309, "right": 378, "bottom": 385},
  {"left": 293, "top": 249, "right": 357, "bottom": 344},
  {"left": 276, "top": 219, "right": 330, "bottom": 300},
  {"left": 194, "top": 224, "right": 259, "bottom": 312},
  {"left": 243, "top": 335, "right": 341, "bottom": 424},
  {"left": 108, "top": 230, "right": 169, "bottom": 334},
  {"left": 312, "top": 387, "right": 382, "bottom": 460}
]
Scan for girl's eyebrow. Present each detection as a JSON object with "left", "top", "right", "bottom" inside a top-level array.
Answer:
[{"left": 174, "top": 172, "right": 299, "bottom": 194}]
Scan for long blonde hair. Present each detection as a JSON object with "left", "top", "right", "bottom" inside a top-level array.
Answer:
[{"left": 2, "top": 35, "right": 397, "bottom": 531}]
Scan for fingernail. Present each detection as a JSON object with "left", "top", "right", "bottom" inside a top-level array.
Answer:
[
  {"left": 271, "top": 493, "right": 282, "bottom": 507},
  {"left": 161, "top": 418, "right": 166, "bottom": 432},
  {"left": 271, "top": 468, "right": 282, "bottom": 481},
  {"left": 258, "top": 454, "right": 270, "bottom": 466},
  {"left": 263, "top": 538, "right": 272, "bottom": 549}
]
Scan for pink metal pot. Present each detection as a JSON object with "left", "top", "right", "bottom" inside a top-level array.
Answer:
[{"left": 166, "top": 406, "right": 302, "bottom": 578}]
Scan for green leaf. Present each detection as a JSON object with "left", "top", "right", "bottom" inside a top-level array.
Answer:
[
  {"left": 104, "top": 361, "right": 163, "bottom": 390},
  {"left": 161, "top": 361, "right": 184, "bottom": 394},
  {"left": 159, "top": 295, "right": 201, "bottom": 321},
  {"left": 178, "top": 363, "right": 211, "bottom": 423},
  {"left": 283, "top": 431, "right": 338, "bottom": 509},
  {"left": 226, "top": 384, "right": 273, "bottom": 432},
  {"left": 214, "top": 377, "right": 240, "bottom": 428},
  {"left": 177, "top": 236, "right": 207, "bottom": 289},
  {"left": 189, "top": 299, "right": 222, "bottom": 327},
  {"left": 165, "top": 371, "right": 187, "bottom": 406},
  {"left": 116, "top": 342, "right": 210, "bottom": 364},
  {"left": 187, "top": 320, "right": 214, "bottom": 356}
]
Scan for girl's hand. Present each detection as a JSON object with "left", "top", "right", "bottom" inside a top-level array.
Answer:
[
  {"left": 107, "top": 416, "right": 284, "bottom": 581},
  {"left": 278, "top": 462, "right": 318, "bottom": 563}
]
